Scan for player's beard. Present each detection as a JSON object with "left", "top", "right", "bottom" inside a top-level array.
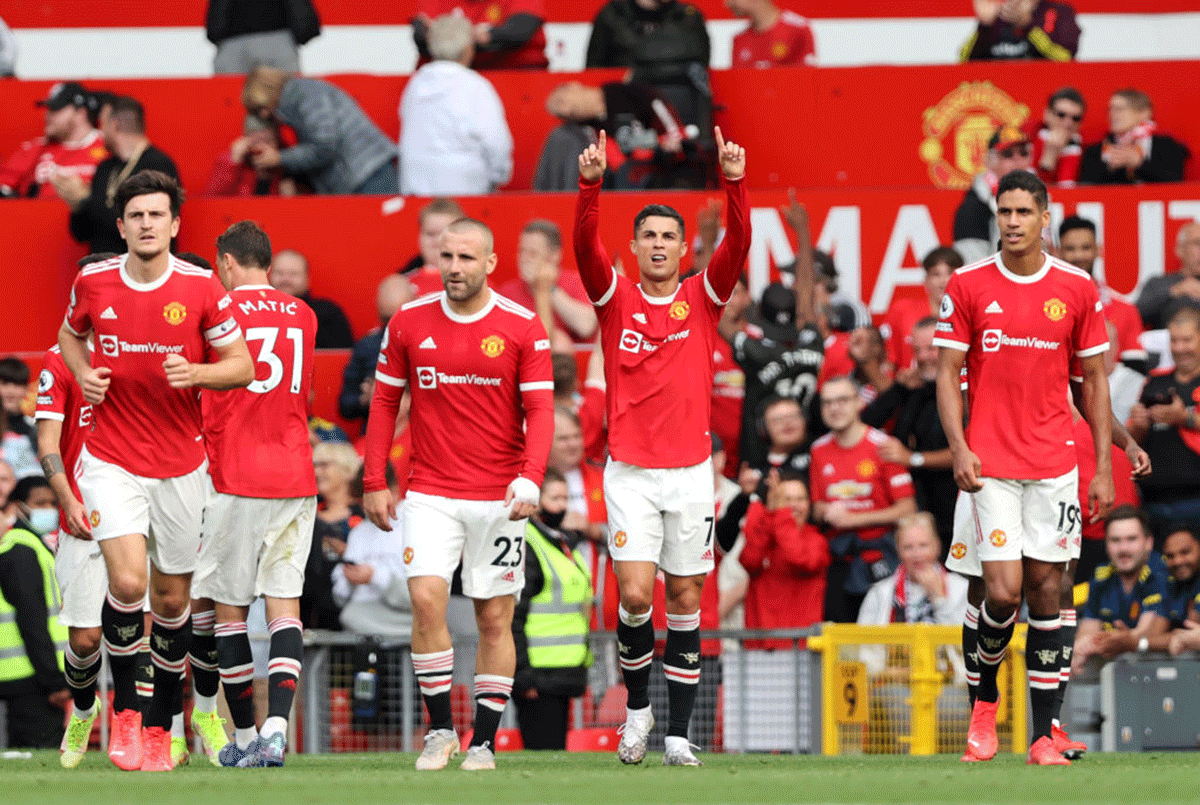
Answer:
[{"left": 444, "top": 272, "right": 485, "bottom": 303}]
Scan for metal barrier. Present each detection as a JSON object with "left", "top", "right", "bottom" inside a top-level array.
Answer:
[{"left": 808, "top": 623, "right": 1028, "bottom": 756}]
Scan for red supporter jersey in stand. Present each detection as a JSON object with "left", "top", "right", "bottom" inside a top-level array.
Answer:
[
  {"left": 498, "top": 271, "right": 594, "bottom": 343},
  {"left": 364, "top": 290, "right": 555, "bottom": 498},
  {"left": 202, "top": 285, "right": 318, "bottom": 499},
  {"left": 731, "top": 11, "right": 816, "bottom": 68},
  {"left": 810, "top": 427, "right": 915, "bottom": 544},
  {"left": 0, "top": 129, "right": 107, "bottom": 199},
  {"left": 34, "top": 346, "right": 92, "bottom": 532},
  {"left": 1029, "top": 124, "right": 1082, "bottom": 187},
  {"left": 1099, "top": 285, "right": 1146, "bottom": 363},
  {"left": 883, "top": 295, "right": 933, "bottom": 371},
  {"left": 573, "top": 175, "right": 751, "bottom": 469},
  {"left": 416, "top": 0, "right": 549, "bottom": 69},
  {"left": 711, "top": 337, "right": 744, "bottom": 478},
  {"left": 407, "top": 266, "right": 445, "bottom": 298},
  {"left": 63, "top": 255, "right": 242, "bottom": 479},
  {"left": 933, "top": 252, "right": 1108, "bottom": 480}
]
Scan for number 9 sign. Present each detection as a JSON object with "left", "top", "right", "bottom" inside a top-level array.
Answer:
[{"left": 834, "top": 661, "right": 868, "bottom": 725}]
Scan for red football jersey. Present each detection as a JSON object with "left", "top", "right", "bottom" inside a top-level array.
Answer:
[
  {"left": 711, "top": 337, "right": 744, "bottom": 479},
  {"left": 1099, "top": 285, "right": 1145, "bottom": 363},
  {"left": 573, "top": 176, "right": 751, "bottom": 469},
  {"left": 883, "top": 296, "right": 934, "bottom": 371},
  {"left": 34, "top": 346, "right": 93, "bottom": 532},
  {"left": 364, "top": 290, "right": 555, "bottom": 498},
  {"left": 63, "top": 255, "right": 242, "bottom": 479},
  {"left": 416, "top": 0, "right": 548, "bottom": 69},
  {"left": 0, "top": 130, "right": 107, "bottom": 199},
  {"left": 202, "top": 285, "right": 317, "bottom": 499},
  {"left": 933, "top": 253, "right": 1108, "bottom": 480},
  {"left": 809, "top": 427, "right": 915, "bottom": 544},
  {"left": 407, "top": 266, "right": 445, "bottom": 298},
  {"left": 731, "top": 11, "right": 816, "bottom": 69},
  {"left": 1029, "top": 125, "right": 1082, "bottom": 188}
]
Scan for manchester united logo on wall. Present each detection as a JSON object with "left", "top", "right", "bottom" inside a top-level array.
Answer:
[{"left": 919, "top": 81, "right": 1029, "bottom": 190}]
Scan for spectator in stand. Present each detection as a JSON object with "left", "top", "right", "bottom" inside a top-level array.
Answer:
[
  {"left": 205, "top": 114, "right": 302, "bottom": 197},
  {"left": 1078, "top": 89, "right": 1190, "bottom": 186},
  {"left": 1072, "top": 401, "right": 1141, "bottom": 584},
  {"left": 0, "top": 459, "right": 15, "bottom": 515},
  {"left": 84, "top": 90, "right": 117, "bottom": 132},
  {"left": 1030, "top": 87, "right": 1085, "bottom": 187},
  {"left": 242, "top": 66, "right": 397, "bottom": 195},
  {"left": 0, "top": 358, "right": 39, "bottom": 480},
  {"left": 499, "top": 219, "right": 597, "bottom": 347},
  {"left": 1072, "top": 506, "right": 1168, "bottom": 673},
  {"left": 961, "top": 0, "right": 1079, "bottom": 62},
  {"left": 268, "top": 249, "right": 355, "bottom": 349},
  {"left": 953, "top": 124, "right": 1034, "bottom": 264},
  {"left": 547, "top": 408, "right": 606, "bottom": 544},
  {"left": 0, "top": 82, "right": 107, "bottom": 200},
  {"left": 727, "top": 0, "right": 816, "bottom": 68},
  {"left": 413, "top": 0, "right": 549, "bottom": 70},
  {"left": 339, "top": 275, "right": 414, "bottom": 426},
  {"left": 1135, "top": 221, "right": 1200, "bottom": 331},
  {"left": 746, "top": 396, "right": 810, "bottom": 481},
  {"left": 535, "top": 79, "right": 697, "bottom": 191},
  {"left": 1058, "top": 215, "right": 1147, "bottom": 371},
  {"left": 59, "top": 96, "right": 178, "bottom": 255},
  {"left": 882, "top": 246, "right": 961, "bottom": 372},
  {"left": 1101, "top": 321, "right": 1145, "bottom": 434},
  {"left": 0, "top": 476, "right": 70, "bottom": 749},
  {"left": 862, "top": 319, "right": 957, "bottom": 549},
  {"left": 401, "top": 197, "right": 465, "bottom": 296},
  {"left": 333, "top": 463, "right": 413, "bottom": 639},
  {"left": 0, "top": 15, "right": 14, "bottom": 76},
  {"left": 730, "top": 468, "right": 827, "bottom": 751},
  {"left": 301, "top": 442, "right": 364, "bottom": 629},
  {"left": 1127, "top": 306, "right": 1200, "bottom": 545},
  {"left": 810, "top": 376, "right": 916, "bottom": 622},
  {"left": 511, "top": 469, "right": 593, "bottom": 751},
  {"left": 400, "top": 14, "right": 513, "bottom": 197},
  {"left": 586, "top": 0, "right": 713, "bottom": 166},
  {"left": 1158, "top": 527, "right": 1200, "bottom": 642},
  {"left": 207, "top": 0, "right": 320, "bottom": 74}
]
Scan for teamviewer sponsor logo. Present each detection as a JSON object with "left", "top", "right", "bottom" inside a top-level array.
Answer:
[
  {"left": 417, "top": 366, "right": 437, "bottom": 389},
  {"left": 619, "top": 328, "right": 643, "bottom": 353},
  {"left": 100, "top": 334, "right": 119, "bottom": 356},
  {"left": 981, "top": 329, "right": 1060, "bottom": 353}
]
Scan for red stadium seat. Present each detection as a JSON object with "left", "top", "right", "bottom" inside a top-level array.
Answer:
[
  {"left": 566, "top": 727, "right": 620, "bottom": 751},
  {"left": 459, "top": 727, "right": 524, "bottom": 752},
  {"left": 594, "top": 684, "right": 628, "bottom": 726}
]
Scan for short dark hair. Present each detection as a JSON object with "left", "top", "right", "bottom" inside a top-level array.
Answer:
[
  {"left": 914, "top": 316, "right": 939, "bottom": 330},
  {"left": 551, "top": 353, "right": 578, "bottom": 395},
  {"left": 1047, "top": 86, "right": 1085, "bottom": 112},
  {"left": 1168, "top": 304, "right": 1200, "bottom": 331},
  {"left": 0, "top": 357, "right": 30, "bottom": 386},
  {"left": 543, "top": 467, "right": 566, "bottom": 487},
  {"left": 176, "top": 252, "right": 213, "bottom": 272},
  {"left": 77, "top": 252, "right": 117, "bottom": 269},
  {"left": 1058, "top": 215, "right": 1096, "bottom": 241},
  {"left": 522, "top": 219, "right": 562, "bottom": 251},
  {"left": 114, "top": 169, "right": 184, "bottom": 218},
  {"left": 1105, "top": 504, "right": 1150, "bottom": 537},
  {"left": 633, "top": 204, "right": 685, "bottom": 238},
  {"left": 777, "top": 469, "right": 808, "bottom": 486},
  {"left": 922, "top": 246, "right": 964, "bottom": 273},
  {"left": 216, "top": 221, "right": 273, "bottom": 270},
  {"left": 1164, "top": 525, "right": 1198, "bottom": 544},
  {"left": 86, "top": 90, "right": 119, "bottom": 128},
  {"left": 109, "top": 96, "right": 145, "bottom": 134},
  {"left": 10, "top": 476, "right": 52, "bottom": 505},
  {"left": 996, "top": 170, "right": 1048, "bottom": 211}
]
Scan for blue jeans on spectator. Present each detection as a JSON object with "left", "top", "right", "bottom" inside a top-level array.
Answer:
[{"left": 355, "top": 160, "right": 398, "bottom": 195}]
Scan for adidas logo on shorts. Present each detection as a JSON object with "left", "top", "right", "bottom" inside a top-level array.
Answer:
[
  {"left": 501, "top": 570, "right": 516, "bottom": 582},
  {"left": 701, "top": 549, "right": 713, "bottom": 561}
]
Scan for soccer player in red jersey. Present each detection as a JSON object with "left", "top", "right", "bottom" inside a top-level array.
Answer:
[
  {"left": 573, "top": 127, "right": 750, "bottom": 766},
  {"left": 362, "top": 217, "right": 554, "bottom": 771},
  {"left": 188, "top": 221, "right": 318, "bottom": 769},
  {"left": 57, "top": 170, "right": 254, "bottom": 772},
  {"left": 34, "top": 335, "right": 101, "bottom": 768},
  {"left": 934, "top": 170, "right": 1114, "bottom": 766}
]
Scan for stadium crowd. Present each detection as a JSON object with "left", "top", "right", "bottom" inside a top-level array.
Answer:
[{"left": 0, "top": 0, "right": 1198, "bottom": 768}]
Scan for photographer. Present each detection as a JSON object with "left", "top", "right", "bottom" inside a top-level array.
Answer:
[{"left": 1128, "top": 306, "right": 1200, "bottom": 546}]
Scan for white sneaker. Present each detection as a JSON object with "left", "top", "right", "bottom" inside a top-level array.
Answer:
[
  {"left": 616, "top": 706, "right": 654, "bottom": 765},
  {"left": 662, "top": 736, "right": 702, "bottom": 766},
  {"left": 460, "top": 742, "right": 495, "bottom": 771},
  {"left": 415, "top": 729, "right": 460, "bottom": 771}
]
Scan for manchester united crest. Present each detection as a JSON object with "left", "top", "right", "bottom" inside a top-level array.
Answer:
[
  {"left": 919, "top": 81, "right": 1029, "bottom": 190},
  {"left": 90, "top": 510, "right": 101, "bottom": 527},
  {"left": 1043, "top": 298, "right": 1067, "bottom": 322},
  {"left": 163, "top": 301, "right": 187, "bottom": 325},
  {"left": 989, "top": 529, "right": 1007, "bottom": 548},
  {"left": 486, "top": 3, "right": 502, "bottom": 23},
  {"left": 856, "top": 459, "right": 876, "bottom": 479},
  {"left": 404, "top": 547, "right": 414, "bottom": 565},
  {"left": 950, "top": 543, "right": 967, "bottom": 560},
  {"left": 480, "top": 335, "right": 505, "bottom": 358},
  {"left": 771, "top": 41, "right": 787, "bottom": 59},
  {"left": 613, "top": 530, "right": 627, "bottom": 548},
  {"left": 668, "top": 301, "right": 690, "bottom": 321}
]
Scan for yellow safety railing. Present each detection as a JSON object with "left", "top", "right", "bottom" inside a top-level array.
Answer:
[{"left": 808, "top": 623, "right": 1027, "bottom": 756}]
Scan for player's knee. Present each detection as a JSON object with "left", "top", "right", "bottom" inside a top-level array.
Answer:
[
  {"left": 619, "top": 590, "right": 653, "bottom": 615},
  {"left": 984, "top": 592, "right": 1020, "bottom": 619},
  {"left": 108, "top": 571, "right": 147, "bottom": 604},
  {"left": 69, "top": 627, "right": 102, "bottom": 656},
  {"left": 150, "top": 585, "right": 191, "bottom": 618}
]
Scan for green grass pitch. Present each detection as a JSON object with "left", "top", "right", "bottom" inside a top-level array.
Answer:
[{"left": 2, "top": 750, "right": 1195, "bottom": 804}]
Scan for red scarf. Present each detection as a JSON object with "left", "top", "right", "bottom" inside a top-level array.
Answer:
[
  {"left": 889, "top": 565, "right": 946, "bottom": 624},
  {"left": 1103, "top": 120, "right": 1157, "bottom": 166}
]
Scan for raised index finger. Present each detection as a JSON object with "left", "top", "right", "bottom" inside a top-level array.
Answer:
[
  {"left": 714, "top": 126, "right": 725, "bottom": 151},
  {"left": 597, "top": 129, "right": 606, "bottom": 153}
]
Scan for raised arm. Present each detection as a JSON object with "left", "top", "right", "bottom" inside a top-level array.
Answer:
[
  {"left": 573, "top": 130, "right": 616, "bottom": 303},
  {"left": 780, "top": 189, "right": 816, "bottom": 329},
  {"left": 704, "top": 127, "right": 750, "bottom": 304}
]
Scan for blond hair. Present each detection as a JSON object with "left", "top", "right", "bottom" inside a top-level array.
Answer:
[
  {"left": 242, "top": 65, "right": 291, "bottom": 115},
  {"left": 313, "top": 441, "right": 362, "bottom": 481}
]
